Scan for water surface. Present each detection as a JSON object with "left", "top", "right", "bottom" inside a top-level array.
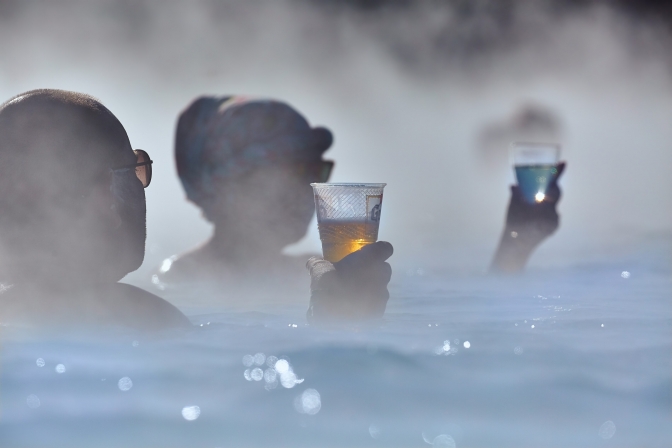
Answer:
[{"left": 1, "top": 241, "right": 669, "bottom": 447}]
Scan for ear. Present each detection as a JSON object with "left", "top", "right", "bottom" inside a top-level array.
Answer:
[{"left": 89, "top": 173, "right": 122, "bottom": 228}]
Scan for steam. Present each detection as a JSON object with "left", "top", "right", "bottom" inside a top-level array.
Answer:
[{"left": 0, "top": 0, "right": 669, "bottom": 282}]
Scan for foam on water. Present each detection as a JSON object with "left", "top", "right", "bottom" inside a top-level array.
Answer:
[{"left": 0, "top": 241, "right": 670, "bottom": 447}]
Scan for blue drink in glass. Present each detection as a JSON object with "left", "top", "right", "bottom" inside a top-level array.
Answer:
[
  {"left": 511, "top": 142, "right": 560, "bottom": 203},
  {"left": 515, "top": 164, "right": 558, "bottom": 203}
]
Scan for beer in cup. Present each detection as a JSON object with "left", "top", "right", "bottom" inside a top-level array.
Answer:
[{"left": 310, "top": 183, "right": 386, "bottom": 262}]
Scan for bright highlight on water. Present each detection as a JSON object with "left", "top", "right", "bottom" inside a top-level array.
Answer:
[
  {"left": 26, "top": 395, "right": 41, "bottom": 409},
  {"left": 181, "top": 406, "right": 201, "bottom": 421},
  {"left": 118, "top": 377, "right": 133, "bottom": 391}
]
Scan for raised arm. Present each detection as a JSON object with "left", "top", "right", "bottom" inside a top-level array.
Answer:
[{"left": 491, "top": 162, "right": 565, "bottom": 273}]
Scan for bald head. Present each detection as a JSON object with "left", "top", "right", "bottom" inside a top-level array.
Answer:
[
  {"left": 0, "top": 89, "right": 146, "bottom": 284},
  {"left": 0, "top": 90, "right": 133, "bottom": 194}
]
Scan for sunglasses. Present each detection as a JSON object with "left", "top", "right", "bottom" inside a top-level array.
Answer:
[{"left": 111, "top": 149, "right": 153, "bottom": 188}]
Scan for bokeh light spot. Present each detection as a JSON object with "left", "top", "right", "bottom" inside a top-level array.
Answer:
[
  {"left": 253, "top": 353, "right": 266, "bottom": 365},
  {"left": 118, "top": 377, "right": 133, "bottom": 391},
  {"left": 296, "top": 389, "right": 321, "bottom": 415},
  {"left": 433, "top": 434, "right": 456, "bottom": 448},
  {"left": 182, "top": 405, "right": 201, "bottom": 421},
  {"left": 598, "top": 420, "right": 616, "bottom": 439},
  {"left": 251, "top": 367, "right": 263, "bottom": 381},
  {"left": 26, "top": 394, "right": 40, "bottom": 409}
]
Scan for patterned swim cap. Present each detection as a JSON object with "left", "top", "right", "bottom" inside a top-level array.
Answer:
[{"left": 175, "top": 96, "right": 333, "bottom": 205}]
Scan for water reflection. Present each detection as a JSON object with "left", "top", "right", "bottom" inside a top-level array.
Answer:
[
  {"left": 118, "top": 377, "right": 133, "bottom": 391},
  {"left": 431, "top": 434, "right": 456, "bottom": 448},
  {"left": 181, "top": 405, "right": 201, "bottom": 421},
  {"left": 435, "top": 339, "right": 462, "bottom": 356},
  {"left": 243, "top": 356, "right": 304, "bottom": 389},
  {"left": 253, "top": 353, "right": 266, "bottom": 365},
  {"left": 242, "top": 354, "right": 254, "bottom": 367},
  {"left": 598, "top": 420, "right": 616, "bottom": 439},
  {"left": 250, "top": 367, "right": 263, "bottom": 381},
  {"left": 293, "top": 389, "right": 321, "bottom": 415},
  {"left": 423, "top": 432, "right": 456, "bottom": 448},
  {"left": 26, "top": 394, "right": 40, "bottom": 409}
]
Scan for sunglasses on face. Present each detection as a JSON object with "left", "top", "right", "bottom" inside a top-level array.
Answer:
[{"left": 110, "top": 149, "right": 153, "bottom": 188}]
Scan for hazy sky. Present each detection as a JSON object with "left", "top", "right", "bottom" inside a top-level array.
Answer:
[{"left": 0, "top": 1, "right": 670, "bottom": 282}]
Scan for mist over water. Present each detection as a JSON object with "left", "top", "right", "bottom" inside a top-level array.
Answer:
[
  {"left": 0, "top": 0, "right": 669, "bottom": 283},
  {"left": 0, "top": 3, "right": 671, "bottom": 447}
]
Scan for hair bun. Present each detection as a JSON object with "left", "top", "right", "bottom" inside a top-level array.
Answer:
[{"left": 311, "top": 127, "right": 333, "bottom": 153}]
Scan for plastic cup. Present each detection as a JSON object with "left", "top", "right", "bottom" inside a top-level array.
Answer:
[
  {"left": 511, "top": 142, "right": 560, "bottom": 203},
  {"left": 310, "top": 183, "right": 386, "bottom": 262}
]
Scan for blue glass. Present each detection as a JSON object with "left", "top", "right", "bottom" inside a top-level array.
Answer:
[{"left": 515, "top": 164, "right": 557, "bottom": 203}]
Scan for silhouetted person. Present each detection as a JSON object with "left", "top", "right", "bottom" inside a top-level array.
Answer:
[
  {"left": 0, "top": 89, "right": 190, "bottom": 330},
  {"left": 491, "top": 162, "right": 566, "bottom": 273},
  {"left": 159, "top": 96, "right": 393, "bottom": 319}
]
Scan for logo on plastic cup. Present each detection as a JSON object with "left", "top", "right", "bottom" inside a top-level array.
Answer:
[{"left": 367, "top": 195, "right": 382, "bottom": 222}]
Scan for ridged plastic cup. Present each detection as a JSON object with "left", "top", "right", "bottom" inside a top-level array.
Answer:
[{"left": 310, "top": 183, "right": 386, "bottom": 262}]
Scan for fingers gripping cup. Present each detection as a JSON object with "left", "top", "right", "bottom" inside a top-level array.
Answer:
[
  {"left": 511, "top": 142, "right": 561, "bottom": 203},
  {"left": 310, "top": 183, "right": 386, "bottom": 262}
]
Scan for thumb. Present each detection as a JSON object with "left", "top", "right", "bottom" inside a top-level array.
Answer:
[
  {"left": 554, "top": 161, "right": 566, "bottom": 180},
  {"left": 335, "top": 241, "right": 394, "bottom": 273}
]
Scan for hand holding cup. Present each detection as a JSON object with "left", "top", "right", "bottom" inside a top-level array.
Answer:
[{"left": 306, "top": 241, "right": 393, "bottom": 322}]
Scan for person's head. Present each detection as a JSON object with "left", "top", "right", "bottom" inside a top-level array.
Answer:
[
  {"left": 0, "top": 89, "right": 151, "bottom": 285},
  {"left": 175, "top": 96, "right": 333, "bottom": 252}
]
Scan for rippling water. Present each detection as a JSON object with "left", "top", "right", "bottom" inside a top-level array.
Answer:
[{"left": 1, "top": 240, "right": 670, "bottom": 447}]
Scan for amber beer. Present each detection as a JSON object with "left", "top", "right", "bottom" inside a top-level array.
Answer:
[
  {"left": 317, "top": 220, "right": 378, "bottom": 262},
  {"left": 311, "top": 183, "right": 386, "bottom": 263}
]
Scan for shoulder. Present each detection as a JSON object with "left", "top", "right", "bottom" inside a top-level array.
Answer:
[
  {"left": 0, "top": 283, "right": 191, "bottom": 331},
  {"left": 103, "top": 283, "right": 192, "bottom": 330}
]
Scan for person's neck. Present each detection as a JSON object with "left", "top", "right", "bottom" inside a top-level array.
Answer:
[{"left": 206, "top": 224, "right": 284, "bottom": 267}]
